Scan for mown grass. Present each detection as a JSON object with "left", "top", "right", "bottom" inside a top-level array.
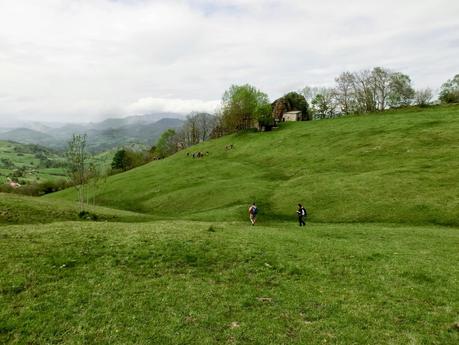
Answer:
[
  {"left": 0, "top": 193, "right": 153, "bottom": 224},
  {"left": 47, "top": 105, "right": 459, "bottom": 226},
  {"left": 1, "top": 220, "right": 458, "bottom": 344}
]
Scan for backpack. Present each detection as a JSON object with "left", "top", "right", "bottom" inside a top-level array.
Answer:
[
  {"left": 250, "top": 206, "right": 258, "bottom": 215},
  {"left": 302, "top": 207, "right": 307, "bottom": 217}
]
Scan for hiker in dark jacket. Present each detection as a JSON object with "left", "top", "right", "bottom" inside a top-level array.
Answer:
[
  {"left": 297, "top": 204, "right": 306, "bottom": 226},
  {"left": 248, "top": 202, "right": 258, "bottom": 226}
]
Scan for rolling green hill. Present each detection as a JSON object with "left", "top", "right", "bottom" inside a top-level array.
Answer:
[
  {"left": 2, "top": 106, "right": 459, "bottom": 345},
  {"left": 0, "top": 128, "right": 57, "bottom": 147},
  {"left": 0, "top": 193, "right": 153, "bottom": 224},
  {"left": 48, "top": 105, "right": 459, "bottom": 226}
]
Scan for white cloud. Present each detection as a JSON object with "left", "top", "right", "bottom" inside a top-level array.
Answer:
[
  {"left": 126, "top": 97, "right": 220, "bottom": 115},
  {"left": 0, "top": 0, "right": 458, "bottom": 122}
]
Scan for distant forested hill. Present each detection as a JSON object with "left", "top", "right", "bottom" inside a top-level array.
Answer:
[
  {"left": 0, "top": 114, "right": 184, "bottom": 152},
  {"left": 0, "top": 128, "right": 57, "bottom": 147}
]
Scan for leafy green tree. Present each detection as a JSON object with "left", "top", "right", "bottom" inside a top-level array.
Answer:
[
  {"left": 12, "top": 166, "right": 26, "bottom": 179},
  {"left": 156, "top": 129, "right": 178, "bottom": 157},
  {"left": 388, "top": 72, "right": 415, "bottom": 107},
  {"left": 112, "top": 148, "right": 155, "bottom": 172},
  {"left": 221, "top": 84, "right": 271, "bottom": 132},
  {"left": 255, "top": 103, "right": 274, "bottom": 129},
  {"left": 311, "top": 88, "right": 338, "bottom": 119},
  {"left": 439, "top": 74, "right": 459, "bottom": 103},
  {"left": 111, "top": 149, "right": 134, "bottom": 171},
  {"left": 1, "top": 158, "right": 15, "bottom": 169}
]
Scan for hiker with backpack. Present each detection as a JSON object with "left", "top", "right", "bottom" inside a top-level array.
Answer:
[
  {"left": 248, "top": 202, "right": 258, "bottom": 226},
  {"left": 297, "top": 204, "right": 306, "bottom": 226}
]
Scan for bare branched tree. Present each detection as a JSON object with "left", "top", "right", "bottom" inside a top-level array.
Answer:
[
  {"left": 352, "top": 69, "right": 377, "bottom": 113},
  {"left": 414, "top": 88, "right": 433, "bottom": 107},
  {"left": 310, "top": 88, "right": 338, "bottom": 119},
  {"left": 335, "top": 72, "right": 357, "bottom": 115},
  {"left": 371, "top": 67, "right": 392, "bottom": 111},
  {"left": 66, "top": 134, "right": 90, "bottom": 212}
]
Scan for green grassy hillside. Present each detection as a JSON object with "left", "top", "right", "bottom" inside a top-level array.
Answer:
[
  {"left": 1, "top": 220, "right": 458, "bottom": 344},
  {"left": 2, "top": 106, "right": 459, "bottom": 344},
  {"left": 48, "top": 105, "right": 459, "bottom": 226},
  {"left": 0, "top": 193, "right": 153, "bottom": 224}
]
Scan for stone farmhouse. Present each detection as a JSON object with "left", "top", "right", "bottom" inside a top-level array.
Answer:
[{"left": 282, "top": 111, "right": 302, "bottom": 122}]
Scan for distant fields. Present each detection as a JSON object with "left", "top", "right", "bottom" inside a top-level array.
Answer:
[
  {"left": 48, "top": 105, "right": 459, "bottom": 226},
  {"left": 0, "top": 141, "right": 114, "bottom": 186},
  {"left": 1, "top": 220, "right": 458, "bottom": 344},
  {"left": 0, "top": 141, "right": 66, "bottom": 184}
]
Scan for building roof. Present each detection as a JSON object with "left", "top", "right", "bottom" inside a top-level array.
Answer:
[{"left": 283, "top": 111, "right": 302, "bottom": 115}]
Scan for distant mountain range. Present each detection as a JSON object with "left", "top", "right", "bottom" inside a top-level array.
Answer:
[{"left": 0, "top": 113, "right": 184, "bottom": 152}]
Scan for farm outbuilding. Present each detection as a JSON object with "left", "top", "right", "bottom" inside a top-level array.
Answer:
[
  {"left": 272, "top": 92, "right": 310, "bottom": 122},
  {"left": 282, "top": 111, "right": 302, "bottom": 122}
]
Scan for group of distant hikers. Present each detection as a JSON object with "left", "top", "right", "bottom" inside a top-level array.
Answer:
[{"left": 248, "top": 202, "right": 307, "bottom": 226}]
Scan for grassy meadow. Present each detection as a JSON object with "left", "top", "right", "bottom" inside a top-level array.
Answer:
[
  {"left": 0, "top": 193, "right": 154, "bottom": 225},
  {"left": 1, "top": 221, "right": 458, "bottom": 344},
  {"left": 1, "top": 105, "right": 459, "bottom": 344},
  {"left": 48, "top": 105, "right": 459, "bottom": 226}
]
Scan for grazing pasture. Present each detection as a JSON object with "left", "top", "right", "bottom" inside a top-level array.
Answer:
[
  {"left": 2, "top": 105, "right": 459, "bottom": 344},
  {"left": 1, "top": 220, "right": 458, "bottom": 344},
  {"left": 48, "top": 105, "right": 459, "bottom": 226}
]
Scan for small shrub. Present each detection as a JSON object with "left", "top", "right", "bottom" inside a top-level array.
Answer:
[{"left": 78, "top": 211, "right": 99, "bottom": 221}]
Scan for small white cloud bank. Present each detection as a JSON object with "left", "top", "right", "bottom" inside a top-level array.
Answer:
[{"left": 126, "top": 97, "right": 221, "bottom": 116}]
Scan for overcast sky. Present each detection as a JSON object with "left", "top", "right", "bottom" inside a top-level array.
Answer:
[{"left": 0, "top": 0, "right": 458, "bottom": 124}]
